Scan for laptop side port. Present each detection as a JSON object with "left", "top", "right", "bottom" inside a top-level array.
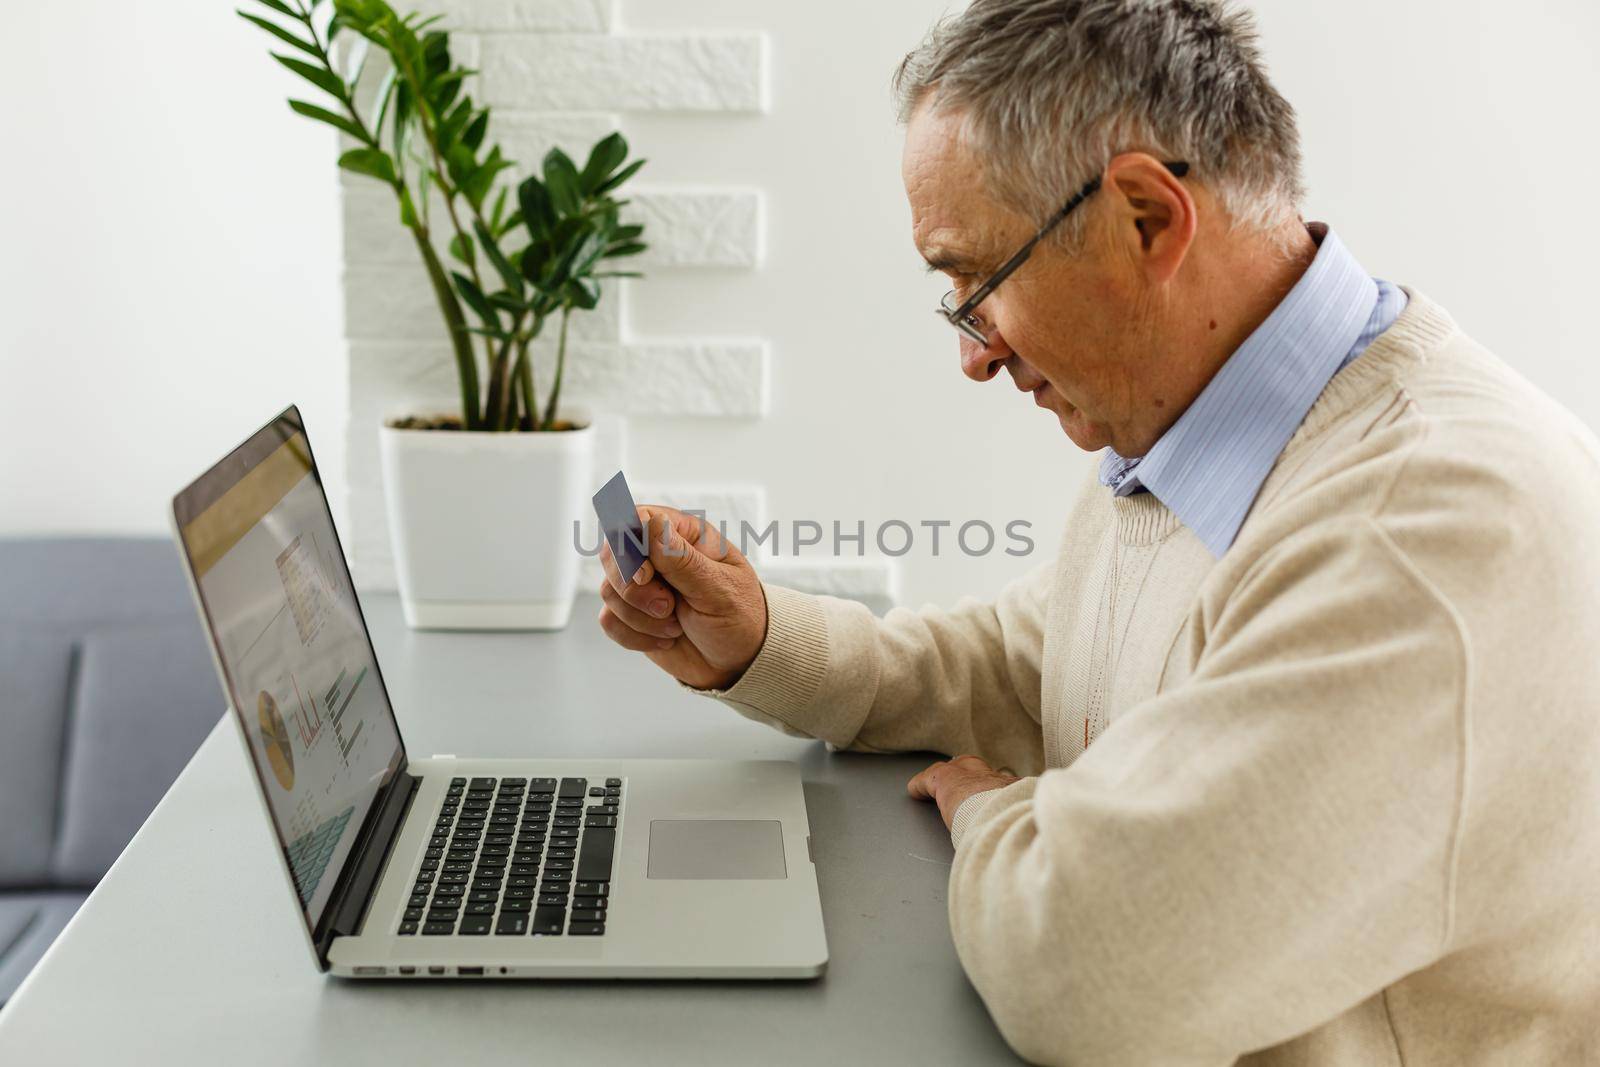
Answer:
[
  {"left": 398, "top": 966, "right": 416, "bottom": 975},
  {"left": 428, "top": 966, "right": 446, "bottom": 975},
  {"left": 458, "top": 966, "right": 484, "bottom": 976},
  {"left": 353, "top": 966, "right": 386, "bottom": 976}
]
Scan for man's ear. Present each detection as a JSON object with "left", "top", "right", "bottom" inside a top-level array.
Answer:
[{"left": 1103, "top": 152, "right": 1196, "bottom": 284}]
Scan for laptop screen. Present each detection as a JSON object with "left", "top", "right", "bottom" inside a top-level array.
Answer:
[{"left": 173, "top": 407, "right": 404, "bottom": 935}]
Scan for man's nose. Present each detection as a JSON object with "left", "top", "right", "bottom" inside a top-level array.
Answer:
[{"left": 960, "top": 330, "right": 1012, "bottom": 383}]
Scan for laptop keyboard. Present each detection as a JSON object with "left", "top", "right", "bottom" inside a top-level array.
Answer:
[{"left": 396, "top": 775, "right": 620, "bottom": 938}]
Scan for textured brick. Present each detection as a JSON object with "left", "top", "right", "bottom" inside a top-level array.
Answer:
[
  {"left": 761, "top": 558, "right": 899, "bottom": 602},
  {"left": 412, "top": 0, "right": 615, "bottom": 32},
  {"left": 479, "top": 34, "right": 768, "bottom": 112},
  {"left": 492, "top": 111, "right": 620, "bottom": 171},
  {"left": 347, "top": 336, "right": 768, "bottom": 420},
  {"left": 342, "top": 262, "right": 623, "bottom": 342},
  {"left": 626, "top": 189, "right": 762, "bottom": 268}
]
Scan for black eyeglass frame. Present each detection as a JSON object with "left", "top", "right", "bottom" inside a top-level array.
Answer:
[{"left": 937, "top": 159, "right": 1191, "bottom": 344}]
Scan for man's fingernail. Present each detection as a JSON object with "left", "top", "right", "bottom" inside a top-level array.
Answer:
[
  {"left": 649, "top": 598, "right": 672, "bottom": 618},
  {"left": 631, "top": 566, "right": 648, "bottom": 585},
  {"left": 655, "top": 638, "right": 675, "bottom": 650}
]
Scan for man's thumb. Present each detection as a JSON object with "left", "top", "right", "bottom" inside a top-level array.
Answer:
[{"left": 645, "top": 512, "right": 720, "bottom": 587}]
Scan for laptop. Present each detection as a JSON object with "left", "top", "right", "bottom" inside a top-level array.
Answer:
[{"left": 170, "top": 405, "right": 828, "bottom": 979}]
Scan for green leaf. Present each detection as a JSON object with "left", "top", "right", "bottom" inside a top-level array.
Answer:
[
  {"left": 566, "top": 277, "right": 600, "bottom": 310},
  {"left": 578, "top": 132, "right": 628, "bottom": 195},
  {"left": 518, "top": 176, "right": 554, "bottom": 239},
  {"left": 253, "top": 0, "right": 298, "bottom": 16},
  {"left": 462, "top": 147, "right": 511, "bottom": 210},
  {"left": 398, "top": 187, "right": 420, "bottom": 228},
  {"left": 288, "top": 99, "right": 365, "bottom": 141},
  {"left": 448, "top": 231, "right": 475, "bottom": 266},
  {"left": 338, "top": 146, "right": 396, "bottom": 182},
  {"left": 489, "top": 186, "right": 508, "bottom": 230},
  {"left": 436, "top": 97, "right": 472, "bottom": 152},
  {"left": 238, "top": 12, "right": 320, "bottom": 57},
  {"left": 271, "top": 52, "right": 346, "bottom": 99},
  {"left": 593, "top": 270, "right": 644, "bottom": 278},
  {"left": 445, "top": 143, "right": 476, "bottom": 188},
  {"left": 603, "top": 240, "right": 647, "bottom": 258},
  {"left": 487, "top": 291, "right": 526, "bottom": 312},
  {"left": 595, "top": 157, "right": 645, "bottom": 195},
  {"left": 462, "top": 110, "right": 489, "bottom": 152},
  {"left": 451, "top": 271, "right": 500, "bottom": 329},
  {"left": 542, "top": 149, "right": 581, "bottom": 216},
  {"left": 609, "top": 223, "right": 644, "bottom": 243},
  {"left": 497, "top": 209, "right": 523, "bottom": 237},
  {"left": 475, "top": 221, "right": 524, "bottom": 297},
  {"left": 519, "top": 237, "right": 552, "bottom": 284},
  {"left": 372, "top": 65, "right": 399, "bottom": 133}
]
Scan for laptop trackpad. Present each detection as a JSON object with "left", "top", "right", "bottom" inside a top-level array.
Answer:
[{"left": 647, "top": 820, "right": 787, "bottom": 880}]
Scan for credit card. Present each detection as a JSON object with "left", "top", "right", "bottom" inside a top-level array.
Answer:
[{"left": 592, "top": 470, "right": 649, "bottom": 582}]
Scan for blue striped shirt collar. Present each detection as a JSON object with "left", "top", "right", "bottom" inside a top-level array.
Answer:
[{"left": 1097, "top": 226, "right": 1381, "bottom": 557}]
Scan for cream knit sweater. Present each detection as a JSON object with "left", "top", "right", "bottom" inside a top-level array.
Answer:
[{"left": 699, "top": 291, "right": 1600, "bottom": 1065}]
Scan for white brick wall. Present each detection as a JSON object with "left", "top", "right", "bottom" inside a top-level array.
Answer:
[{"left": 341, "top": 3, "right": 893, "bottom": 602}]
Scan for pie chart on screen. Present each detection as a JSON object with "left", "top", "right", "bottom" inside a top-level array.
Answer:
[{"left": 258, "top": 690, "right": 295, "bottom": 790}]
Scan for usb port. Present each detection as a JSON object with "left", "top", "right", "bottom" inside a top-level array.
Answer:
[
  {"left": 428, "top": 966, "right": 446, "bottom": 975},
  {"left": 398, "top": 966, "right": 416, "bottom": 976},
  {"left": 458, "top": 966, "right": 484, "bottom": 976},
  {"left": 353, "top": 966, "right": 386, "bottom": 976}
]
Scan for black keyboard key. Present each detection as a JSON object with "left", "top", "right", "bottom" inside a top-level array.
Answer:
[
  {"left": 545, "top": 848, "right": 575, "bottom": 860},
  {"left": 557, "top": 797, "right": 583, "bottom": 809},
  {"left": 604, "top": 787, "right": 621, "bottom": 798},
  {"left": 586, "top": 806, "right": 617, "bottom": 817},
  {"left": 466, "top": 902, "right": 496, "bottom": 915},
  {"left": 558, "top": 778, "right": 587, "bottom": 798},
  {"left": 451, "top": 776, "right": 467, "bottom": 786},
  {"left": 470, "top": 777, "right": 497, "bottom": 790},
  {"left": 404, "top": 907, "right": 424, "bottom": 922},
  {"left": 469, "top": 891, "right": 500, "bottom": 904},
  {"left": 459, "top": 915, "right": 492, "bottom": 935},
  {"left": 504, "top": 886, "right": 535, "bottom": 900},
  {"left": 426, "top": 909, "right": 460, "bottom": 924},
  {"left": 542, "top": 870, "right": 572, "bottom": 884},
  {"left": 543, "top": 859, "right": 573, "bottom": 872},
  {"left": 496, "top": 912, "right": 529, "bottom": 935},
  {"left": 422, "top": 921, "right": 455, "bottom": 935},
  {"left": 577, "top": 828, "right": 616, "bottom": 883},
  {"left": 569, "top": 922, "right": 605, "bottom": 936},
  {"left": 399, "top": 921, "right": 419, "bottom": 935},
  {"left": 480, "top": 844, "right": 510, "bottom": 856},
  {"left": 509, "top": 864, "right": 539, "bottom": 877},
  {"left": 571, "top": 908, "right": 606, "bottom": 923},
  {"left": 500, "top": 898, "right": 532, "bottom": 913},
  {"left": 500, "top": 777, "right": 527, "bottom": 788},
  {"left": 531, "top": 907, "right": 566, "bottom": 935},
  {"left": 530, "top": 778, "right": 556, "bottom": 791},
  {"left": 408, "top": 894, "right": 429, "bottom": 908},
  {"left": 588, "top": 786, "right": 605, "bottom": 797},
  {"left": 540, "top": 879, "right": 570, "bottom": 894},
  {"left": 538, "top": 893, "right": 568, "bottom": 907},
  {"left": 554, "top": 817, "right": 581, "bottom": 828},
  {"left": 551, "top": 828, "right": 579, "bottom": 840},
  {"left": 573, "top": 882, "right": 609, "bottom": 898},
  {"left": 585, "top": 815, "right": 617, "bottom": 829},
  {"left": 605, "top": 777, "right": 622, "bottom": 787}
]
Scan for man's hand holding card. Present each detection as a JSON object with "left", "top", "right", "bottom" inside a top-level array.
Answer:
[{"left": 592, "top": 472, "right": 768, "bottom": 691}]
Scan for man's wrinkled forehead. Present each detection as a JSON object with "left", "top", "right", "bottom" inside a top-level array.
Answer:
[{"left": 902, "top": 96, "right": 1005, "bottom": 273}]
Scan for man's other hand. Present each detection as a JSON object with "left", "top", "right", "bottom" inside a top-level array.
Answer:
[
  {"left": 596, "top": 505, "right": 768, "bottom": 691},
  {"left": 907, "top": 754, "right": 1021, "bottom": 831}
]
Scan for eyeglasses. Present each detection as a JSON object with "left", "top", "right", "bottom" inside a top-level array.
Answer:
[{"left": 936, "top": 160, "right": 1190, "bottom": 345}]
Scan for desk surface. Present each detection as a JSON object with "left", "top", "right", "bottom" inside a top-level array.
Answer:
[{"left": 0, "top": 594, "right": 1016, "bottom": 1064}]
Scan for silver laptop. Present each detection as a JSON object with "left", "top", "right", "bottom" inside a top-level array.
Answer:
[{"left": 170, "top": 406, "right": 828, "bottom": 979}]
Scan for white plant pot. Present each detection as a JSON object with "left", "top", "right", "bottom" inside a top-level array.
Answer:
[{"left": 379, "top": 412, "right": 595, "bottom": 631}]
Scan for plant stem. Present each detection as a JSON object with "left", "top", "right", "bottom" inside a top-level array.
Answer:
[
  {"left": 513, "top": 340, "right": 536, "bottom": 431},
  {"left": 484, "top": 335, "right": 516, "bottom": 431},
  {"left": 291, "top": 0, "right": 481, "bottom": 428},
  {"left": 540, "top": 306, "right": 572, "bottom": 430},
  {"left": 410, "top": 228, "right": 482, "bottom": 428}
]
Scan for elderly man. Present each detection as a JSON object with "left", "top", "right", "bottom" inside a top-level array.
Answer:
[{"left": 595, "top": 0, "right": 1600, "bottom": 1063}]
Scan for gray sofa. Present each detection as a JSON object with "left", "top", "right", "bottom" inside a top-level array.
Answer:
[{"left": 0, "top": 538, "right": 223, "bottom": 1004}]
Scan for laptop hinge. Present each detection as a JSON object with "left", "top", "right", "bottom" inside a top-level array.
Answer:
[{"left": 314, "top": 766, "right": 420, "bottom": 969}]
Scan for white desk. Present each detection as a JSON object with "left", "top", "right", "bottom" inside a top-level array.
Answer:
[{"left": 0, "top": 594, "right": 1017, "bottom": 1064}]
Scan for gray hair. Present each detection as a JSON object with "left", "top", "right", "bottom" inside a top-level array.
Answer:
[{"left": 893, "top": 0, "right": 1306, "bottom": 252}]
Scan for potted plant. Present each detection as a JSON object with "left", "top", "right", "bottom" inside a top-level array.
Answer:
[{"left": 240, "top": 0, "right": 647, "bottom": 630}]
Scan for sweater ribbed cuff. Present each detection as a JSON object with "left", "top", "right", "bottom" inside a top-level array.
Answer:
[
  {"left": 681, "top": 584, "right": 831, "bottom": 732},
  {"left": 950, "top": 776, "right": 1038, "bottom": 850}
]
